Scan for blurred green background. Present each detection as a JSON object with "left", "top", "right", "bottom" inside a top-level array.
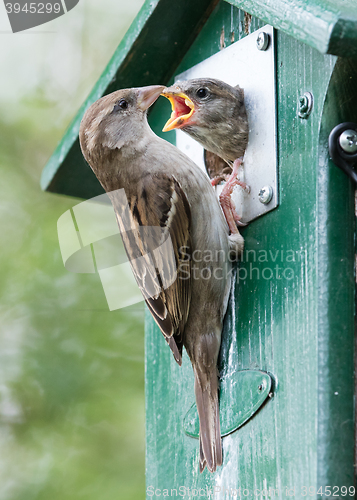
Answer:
[{"left": 0, "top": 1, "right": 146, "bottom": 498}]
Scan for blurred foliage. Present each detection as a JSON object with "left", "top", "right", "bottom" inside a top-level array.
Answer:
[{"left": 0, "top": 1, "right": 146, "bottom": 499}]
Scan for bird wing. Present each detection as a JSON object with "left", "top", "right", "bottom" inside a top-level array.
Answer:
[{"left": 111, "top": 173, "right": 192, "bottom": 365}]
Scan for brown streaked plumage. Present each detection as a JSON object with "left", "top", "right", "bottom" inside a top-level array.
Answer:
[
  {"left": 204, "top": 149, "right": 232, "bottom": 181},
  {"left": 162, "top": 78, "right": 249, "bottom": 233},
  {"left": 79, "top": 85, "right": 243, "bottom": 473}
]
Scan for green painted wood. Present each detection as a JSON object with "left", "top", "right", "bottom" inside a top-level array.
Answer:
[
  {"left": 40, "top": 0, "right": 219, "bottom": 198},
  {"left": 145, "top": 1, "right": 355, "bottom": 495},
  {"left": 183, "top": 370, "right": 272, "bottom": 438},
  {"left": 316, "top": 56, "right": 357, "bottom": 490},
  {"left": 226, "top": 0, "right": 357, "bottom": 58}
]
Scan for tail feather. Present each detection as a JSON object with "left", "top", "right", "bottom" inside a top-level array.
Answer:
[
  {"left": 194, "top": 369, "right": 222, "bottom": 473},
  {"left": 199, "top": 438, "right": 206, "bottom": 473}
]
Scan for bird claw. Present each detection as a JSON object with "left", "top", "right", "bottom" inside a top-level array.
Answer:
[
  {"left": 211, "top": 175, "right": 226, "bottom": 187},
  {"left": 214, "top": 157, "right": 249, "bottom": 233},
  {"left": 231, "top": 199, "right": 248, "bottom": 227},
  {"left": 234, "top": 180, "right": 250, "bottom": 194}
]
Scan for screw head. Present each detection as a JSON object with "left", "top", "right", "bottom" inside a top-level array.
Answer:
[
  {"left": 256, "top": 32, "right": 269, "bottom": 51},
  {"left": 298, "top": 92, "right": 313, "bottom": 119},
  {"left": 299, "top": 96, "right": 308, "bottom": 111},
  {"left": 339, "top": 129, "right": 357, "bottom": 153},
  {"left": 258, "top": 185, "right": 273, "bottom": 204}
]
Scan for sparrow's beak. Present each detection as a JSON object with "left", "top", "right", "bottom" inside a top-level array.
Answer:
[
  {"left": 161, "top": 89, "right": 195, "bottom": 132},
  {"left": 137, "top": 85, "right": 166, "bottom": 111}
]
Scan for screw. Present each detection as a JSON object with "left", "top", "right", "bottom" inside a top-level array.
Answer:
[
  {"left": 256, "top": 32, "right": 269, "bottom": 51},
  {"left": 299, "top": 96, "right": 307, "bottom": 111},
  {"left": 258, "top": 185, "right": 273, "bottom": 204},
  {"left": 298, "top": 92, "right": 313, "bottom": 119},
  {"left": 339, "top": 129, "right": 357, "bottom": 154}
]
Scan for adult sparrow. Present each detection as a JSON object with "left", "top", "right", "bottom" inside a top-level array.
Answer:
[
  {"left": 161, "top": 78, "right": 249, "bottom": 234},
  {"left": 79, "top": 85, "right": 243, "bottom": 473}
]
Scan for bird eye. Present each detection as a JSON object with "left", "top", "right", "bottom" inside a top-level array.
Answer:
[
  {"left": 113, "top": 99, "right": 128, "bottom": 112},
  {"left": 196, "top": 88, "right": 208, "bottom": 98}
]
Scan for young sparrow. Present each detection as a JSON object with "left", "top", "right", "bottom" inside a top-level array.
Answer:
[
  {"left": 161, "top": 78, "right": 249, "bottom": 233},
  {"left": 79, "top": 85, "right": 243, "bottom": 473}
]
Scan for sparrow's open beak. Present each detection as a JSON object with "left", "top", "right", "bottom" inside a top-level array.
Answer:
[
  {"left": 137, "top": 85, "right": 166, "bottom": 112},
  {"left": 161, "top": 90, "right": 195, "bottom": 132}
]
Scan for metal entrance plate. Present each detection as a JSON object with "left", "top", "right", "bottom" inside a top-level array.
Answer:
[{"left": 174, "top": 25, "right": 278, "bottom": 223}]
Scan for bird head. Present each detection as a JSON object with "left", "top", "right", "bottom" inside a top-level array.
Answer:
[
  {"left": 79, "top": 85, "right": 165, "bottom": 162},
  {"left": 161, "top": 78, "right": 248, "bottom": 164},
  {"left": 161, "top": 78, "right": 245, "bottom": 133}
]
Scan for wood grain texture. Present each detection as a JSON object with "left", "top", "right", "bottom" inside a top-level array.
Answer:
[
  {"left": 316, "top": 57, "right": 357, "bottom": 489},
  {"left": 226, "top": 0, "right": 357, "bottom": 57},
  {"left": 145, "top": 0, "right": 355, "bottom": 495}
]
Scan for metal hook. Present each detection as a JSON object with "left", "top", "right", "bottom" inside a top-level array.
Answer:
[{"left": 328, "top": 122, "right": 357, "bottom": 183}]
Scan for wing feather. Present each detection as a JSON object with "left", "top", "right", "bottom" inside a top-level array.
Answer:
[{"left": 112, "top": 174, "right": 192, "bottom": 365}]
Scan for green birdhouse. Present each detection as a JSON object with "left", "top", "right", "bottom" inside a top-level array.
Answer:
[{"left": 42, "top": 0, "right": 357, "bottom": 496}]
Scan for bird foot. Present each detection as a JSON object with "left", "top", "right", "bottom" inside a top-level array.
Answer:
[
  {"left": 211, "top": 175, "right": 226, "bottom": 187},
  {"left": 231, "top": 199, "right": 248, "bottom": 227},
  {"left": 219, "top": 190, "right": 242, "bottom": 234},
  {"left": 218, "top": 157, "right": 249, "bottom": 233},
  {"left": 211, "top": 158, "right": 250, "bottom": 192},
  {"left": 236, "top": 180, "right": 250, "bottom": 194}
]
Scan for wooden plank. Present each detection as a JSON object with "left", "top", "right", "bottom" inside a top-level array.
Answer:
[
  {"left": 40, "top": 0, "right": 219, "bottom": 198},
  {"left": 316, "top": 56, "right": 357, "bottom": 488},
  {"left": 226, "top": 0, "right": 357, "bottom": 57}
]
